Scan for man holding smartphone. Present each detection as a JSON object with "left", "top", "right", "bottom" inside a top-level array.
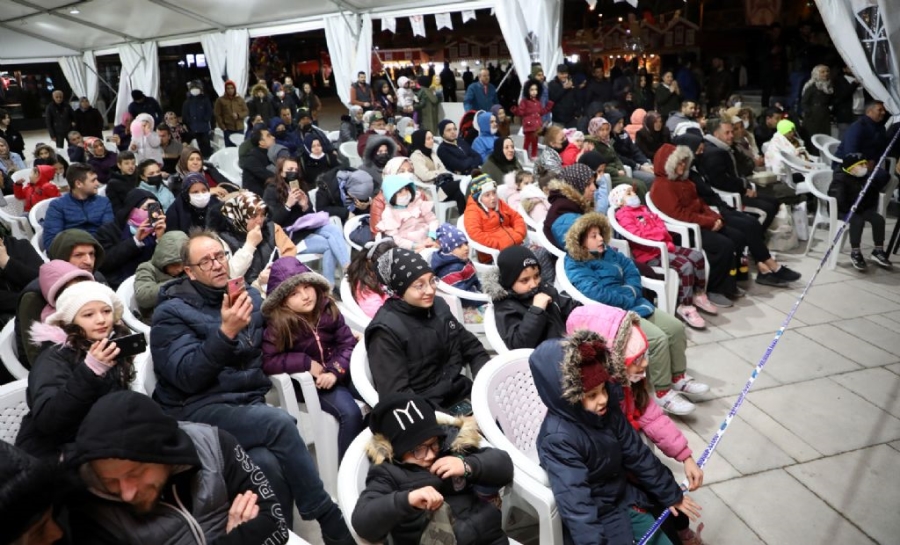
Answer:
[{"left": 548, "top": 64, "right": 579, "bottom": 127}]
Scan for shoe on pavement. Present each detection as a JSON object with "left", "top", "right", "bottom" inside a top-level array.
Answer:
[
  {"left": 850, "top": 251, "right": 868, "bottom": 270},
  {"left": 654, "top": 390, "right": 696, "bottom": 415},
  {"left": 707, "top": 292, "right": 733, "bottom": 307},
  {"left": 872, "top": 249, "right": 893, "bottom": 268},
  {"left": 693, "top": 292, "right": 718, "bottom": 315},
  {"left": 728, "top": 285, "right": 747, "bottom": 298},
  {"left": 773, "top": 265, "right": 802, "bottom": 282},
  {"left": 756, "top": 272, "right": 789, "bottom": 287},
  {"left": 672, "top": 374, "right": 710, "bottom": 396},
  {"left": 677, "top": 305, "right": 706, "bottom": 329}
]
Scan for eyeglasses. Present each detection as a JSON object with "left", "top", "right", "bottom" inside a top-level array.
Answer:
[
  {"left": 188, "top": 251, "right": 228, "bottom": 272},
  {"left": 410, "top": 439, "right": 440, "bottom": 460},
  {"left": 409, "top": 277, "right": 438, "bottom": 294}
]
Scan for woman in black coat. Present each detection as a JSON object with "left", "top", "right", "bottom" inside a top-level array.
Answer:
[{"left": 165, "top": 171, "right": 220, "bottom": 234}]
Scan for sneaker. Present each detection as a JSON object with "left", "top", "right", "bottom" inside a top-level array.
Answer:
[
  {"left": 756, "top": 272, "right": 789, "bottom": 287},
  {"left": 727, "top": 285, "right": 747, "bottom": 298},
  {"left": 693, "top": 293, "right": 718, "bottom": 315},
  {"left": 850, "top": 251, "right": 868, "bottom": 271},
  {"left": 773, "top": 265, "right": 802, "bottom": 282},
  {"left": 672, "top": 374, "right": 710, "bottom": 396},
  {"left": 654, "top": 390, "right": 696, "bottom": 415},
  {"left": 872, "top": 249, "right": 893, "bottom": 268},
  {"left": 707, "top": 292, "right": 733, "bottom": 308},
  {"left": 676, "top": 305, "right": 706, "bottom": 329}
]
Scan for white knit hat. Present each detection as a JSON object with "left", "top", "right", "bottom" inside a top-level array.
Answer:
[{"left": 45, "top": 281, "right": 124, "bottom": 327}]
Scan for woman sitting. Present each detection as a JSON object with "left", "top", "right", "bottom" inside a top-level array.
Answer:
[
  {"left": 375, "top": 175, "right": 438, "bottom": 252},
  {"left": 463, "top": 175, "right": 526, "bottom": 263},
  {"left": 408, "top": 129, "right": 465, "bottom": 211},
  {"left": 535, "top": 125, "right": 566, "bottom": 175},
  {"left": 167, "top": 146, "right": 230, "bottom": 197},
  {"left": 480, "top": 137, "right": 522, "bottom": 184},
  {"left": 544, "top": 164, "right": 598, "bottom": 250},
  {"left": 588, "top": 116, "right": 648, "bottom": 200},
  {"left": 165, "top": 172, "right": 219, "bottom": 233},
  {"left": 84, "top": 137, "right": 118, "bottom": 185},
  {"left": 764, "top": 119, "right": 814, "bottom": 183},
  {"left": 635, "top": 111, "right": 671, "bottom": 160},
  {"left": 301, "top": 133, "right": 338, "bottom": 186}
]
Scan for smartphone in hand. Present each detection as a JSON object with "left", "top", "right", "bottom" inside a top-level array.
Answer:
[
  {"left": 227, "top": 277, "right": 246, "bottom": 302},
  {"left": 289, "top": 180, "right": 301, "bottom": 192},
  {"left": 111, "top": 332, "right": 147, "bottom": 358}
]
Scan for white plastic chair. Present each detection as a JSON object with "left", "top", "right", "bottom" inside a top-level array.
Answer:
[
  {"left": 307, "top": 188, "right": 318, "bottom": 212},
  {"left": 104, "top": 141, "right": 118, "bottom": 153},
  {"left": 116, "top": 276, "right": 152, "bottom": 341},
  {"left": 456, "top": 216, "right": 500, "bottom": 269},
  {"left": 880, "top": 157, "right": 898, "bottom": 220},
  {"left": 130, "top": 351, "right": 157, "bottom": 396},
  {"left": 339, "top": 142, "right": 362, "bottom": 168},
  {"left": 0, "top": 196, "right": 32, "bottom": 240},
  {"left": 27, "top": 197, "right": 55, "bottom": 233},
  {"left": 343, "top": 213, "right": 369, "bottom": 252},
  {"left": 209, "top": 148, "right": 241, "bottom": 184},
  {"left": 349, "top": 341, "right": 379, "bottom": 408},
  {"left": 326, "top": 130, "right": 340, "bottom": 144},
  {"left": 811, "top": 134, "right": 840, "bottom": 161},
  {"left": 228, "top": 133, "right": 245, "bottom": 146},
  {"left": 515, "top": 202, "right": 565, "bottom": 258},
  {"left": 30, "top": 232, "right": 48, "bottom": 262},
  {"left": 0, "top": 379, "right": 29, "bottom": 444},
  {"left": 338, "top": 276, "right": 373, "bottom": 333},
  {"left": 0, "top": 321, "right": 27, "bottom": 380},
  {"left": 804, "top": 170, "right": 847, "bottom": 269},
  {"left": 436, "top": 280, "right": 490, "bottom": 335},
  {"left": 337, "top": 428, "right": 393, "bottom": 544},
  {"left": 482, "top": 304, "right": 510, "bottom": 355},
  {"left": 777, "top": 150, "right": 826, "bottom": 194},
  {"left": 471, "top": 349, "right": 564, "bottom": 545},
  {"left": 413, "top": 179, "right": 456, "bottom": 226}
]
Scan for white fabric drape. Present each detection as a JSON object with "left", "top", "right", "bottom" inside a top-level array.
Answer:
[
  {"left": 83, "top": 51, "right": 99, "bottom": 105},
  {"left": 114, "top": 42, "right": 159, "bottom": 126},
  {"left": 325, "top": 13, "right": 372, "bottom": 107},
  {"left": 202, "top": 29, "right": 250, "bottom": 97},
  {"left": 816, "top": 0, "right": 900, "bottom": 115},
  {"left": 495, "top": 0, "right": 563, "bottom": 84},
  {"left": 58, "top": 55, "right": 89, "bottom": 100},
  {"left": 494, "top": 0, "right": 533, "bottom": 86},
  {"left": 533, "top": 0, "right": 563, "bottom": 82}
]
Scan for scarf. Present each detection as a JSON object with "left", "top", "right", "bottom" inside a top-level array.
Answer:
[
  {"left": 409, "top": 129, "right": 431, "bottom": 158},
  {"left": 220, "top": 191, "right": 265, "bottom": 233},
  {"left": 489, "top": 137, "right": 517, "bottom": 168},
  {"left": 588, "top": 117, "right": 610, "bottom": 143}
]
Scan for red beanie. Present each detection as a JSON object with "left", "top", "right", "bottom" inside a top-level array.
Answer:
[{"left": 578, "top": 339, "right": 611, "bottom": 392}]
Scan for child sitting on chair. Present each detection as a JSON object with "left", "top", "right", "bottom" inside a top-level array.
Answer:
[
  {"left": 430, "top": 223, "right": 484, "bottom": 324},
  {"left": 352, "top": 393, "right": 514, "bottom": 545},
  {"left": 14, "top": 165, "right": 61, "bottom": 213}
]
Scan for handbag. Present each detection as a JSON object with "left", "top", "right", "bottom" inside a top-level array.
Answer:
[{"left": 349, "top": 216, "right": 373, "bottom": 247}]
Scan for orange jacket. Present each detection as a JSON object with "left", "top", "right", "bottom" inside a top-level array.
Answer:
[{"left": 463, "top": 195, "right": 527, "bottom": 262}]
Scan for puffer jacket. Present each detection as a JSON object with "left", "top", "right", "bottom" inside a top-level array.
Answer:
[
  {"left": 376, "top": 178, "right": 438, "bottom": 250},
  {"left": 613, "top": 205, "right": 676, "bottom": 264},
  {"left": 481, "top": 267, "right": 579, "bottom": 350},
  {"left": 134, "top": 230, "right": 189, "bottom": 319},
  {"left": 545, "top": 181, "right": 592, "bottom": 249},
  {"left": 365, "top": 297, "right": 490, "bottom": 409},
  {"left": 13, "top": 164, "right": 61, "bottom": 213},
  {"left": 353, "top": 414, "right": 513, "bottom": 545},
  {"left": 431, "top": 251, "right": 481, "bottom": 295},
  {"left": 625, "top": 109, "right": 646, "bottom": 141},
  {"left": 214, "top": 82, "right": 249, "bottom": 132},
  {"left": 463, "top": 196, "right": 526, "bottom": 262},
  {"left": 150, "top": 277, "right": 271, "bottom": 420},
  {"left": 42, "top": 192, "right": 115, "bottom": 249},
  {"left": 471, "top": 111, "right": 497, "bottom": 162},
  {"left": 563, "top": 212, "right": 655, "bottom": 317},
  {"left": 181, "top": 93, "right": 213, "bottom": 133},
  {"left": 530, "top": 335, "right": 682, "bottom": 545},
  {"left": 649, "top": 144, "right": 722, "bottom": 230},
  {"left": 358, "top": 136, "right": 397, "bottom": 192},
  {"left": 565, "top": 306, "right": 691, "bottom": 462}
]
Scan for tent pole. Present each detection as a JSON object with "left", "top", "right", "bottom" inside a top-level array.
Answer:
[
  {"left": 496, "top": 63, "right": 515, "bottom": 92},
  {"left": 372, "top": 49, "right": 397, "bottom": 92}
]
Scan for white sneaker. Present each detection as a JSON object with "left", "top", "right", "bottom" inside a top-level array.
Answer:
[
  {"left": 672, "top": 375, "right": 710, "bottom": 396},
  {"left": 654, "top": 390, "right": 696, "bottom": 415}
]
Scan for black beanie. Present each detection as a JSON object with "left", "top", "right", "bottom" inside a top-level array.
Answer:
[
  {"left": 438, "top": 119, "right": 454, "bottom": 138},
  {"left": 841, "top": 152, "right": 867, "bottom": 175},
  {"left": 0, "top": 442, "right": 71, "bottom": 544},
  {"left": 497, "top": 245, "right": 540, "bottom": 289},
  {"left": 375, "top": 247, "right": 433, "bottom": 296},
  {"left": 369, "top": 394, "right": 445, "bottom": 458},
  {"left": 578, "top": 150, "right": 612, "bottom": 172}
]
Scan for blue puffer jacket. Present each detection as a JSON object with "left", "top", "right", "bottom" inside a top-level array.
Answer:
[
  {"left": 562, "top": 212, "right": 654, "bottom": 317},
  {"left": 471, "top": 111, "right": 498, "bottom": 162},
  {"left": 42, "top": 193, "right": 114, "bottom": 249},
  {"left": 150, "top": 276, "right": 271, "bottom": 420},
  {"left": 530, "top": 336, "right": 682, "bottom": 545}
]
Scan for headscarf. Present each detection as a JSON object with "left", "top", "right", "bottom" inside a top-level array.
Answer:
[
  {"left": 303, "top": 133, "right": 326, "bottom": 159},
  {"left": 408, "top": 129, "right": 431, "bottom": 158},
  {"left": 383, "top": 157, "right": 412, "bottom": 177},
  {"left": 176, "top": 147, "right": 204, "bottom": 175},
  {"left": 559, "top": 164, "right": 596, "bottom": 194},
  {"left": 643, "top": 111, "right": 661, "bottom": 132},
  {"left": 220, "top": 191, "right": 266, "bottom": 233},
  {"left": 588, "top": 117, "right": 610, "bottom": 142},
  {"left": 489, "top": 137, "right": 517, "bottom": 167}
]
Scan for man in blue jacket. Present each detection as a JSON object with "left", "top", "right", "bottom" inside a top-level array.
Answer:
[
  {"left": 150, "top": 231, "right": 354, "bottom": 545},
  {"left": 42, "top": 163, "right": 114, "bottom": 249},
  {"left": 463, "top": 69, "right": 499, "bottom": 112},
  {"left": 835, "top": 101, "right": 896, "bottom": 193},
  {"left": 435, "top": 119, "right": 482, "bottom": 175}
]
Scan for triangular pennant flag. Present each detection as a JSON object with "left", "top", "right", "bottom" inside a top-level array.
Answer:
[
  {"left": 435, "top": 13, "right": 453, "bottom": 31},
  {"left": 461, "top": 10, "right": 476, "bottom": 23},
  {"left": 410, "top": 15, "right": 427, "bottom": 38},
  {"left": 382, "top": 16, "right": 396, "bottom": 33}
]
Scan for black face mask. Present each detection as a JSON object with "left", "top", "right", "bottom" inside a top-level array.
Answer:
[
  {"left": 284, "top": 171, "right": 299, "bottom": 182},
  {"left": 147, "top": 175, "right": 163, "bottom": 186},
  {"left": 373, "top": 153, "right": 390, "bottom": 167}
]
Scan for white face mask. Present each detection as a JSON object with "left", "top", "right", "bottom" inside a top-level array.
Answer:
[
  {"left": 850, "top": 165, "right": 868, "bottom": 178},
  {"left": 733, "top": 101, "right": 742, "bottom": 108},
  {"left": 190, "top": 88, "right": 201, "bottom": 96},
  {"left": 627, "top": 371, "right": 646, "bottom": 383},
  {"left": 189, "top": 192, "right": 211, "bottom": 208},
  {"left": 395, "top": 193, "right": 412, "bottom": 206},
  {"left": 374, "top": 129, "right": 387, "bottom": 135},
  {"left": 490, "top": 126, "right": 498, "bottom": 135},
  {"left": 277, "top": 91, "right": 285, "bottom": 98},
  {"left": 625, "top": 195, "right": 641, "bottom": 208},
  {"left": 742, "top": 119, "right": 750, "bottom": 129}
]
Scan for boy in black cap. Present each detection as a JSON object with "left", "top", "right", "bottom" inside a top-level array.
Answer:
[
  {"left": 365, "top": 248, "right": 490, "bottom": 409},
  {"left": 352, "top": 393, "right": 514, "bottom": 545}
]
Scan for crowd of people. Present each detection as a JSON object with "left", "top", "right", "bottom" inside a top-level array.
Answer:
[{"left": 1, "top": 39, "right": 898, "bottom": 545}]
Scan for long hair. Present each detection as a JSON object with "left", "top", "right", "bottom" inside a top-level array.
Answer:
[
  {"left": 523, "top": 78, "right": 544, "bottom": 99},
  {"left": 631, "top": 376, "right": 651, "bottom": 411},
  {"left": 62, "top": 322, "right": 136, "bottom": 389},
  {"left": 266, "top": 282, "right": 339, "bottom": 352},
  {"left": 267, "top": 156, "right": 308, "bottom": 205},
  {"left": 346, "top": 238, "right": 396, "bottom": 299}
]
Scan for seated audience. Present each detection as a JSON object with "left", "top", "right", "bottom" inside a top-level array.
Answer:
[
  {"left": 588, "top": 118, "right": 648, "bottom": 200},
  {"left": 764, "top": 119, "right": 813, "bottom": 180},
  {"left": 635, "top": 111, "right": 672, "bottom": 160},
  {"left": 239, "top": 128, "right": 277, "bottom": 196},
  {"left": 105, "top": 150, "right": 138, "bottom": 214},
  {"left": 480, "top": 136, "right": 522, "bottom": 184},
  {"left": 165, "top": 172, "right": 219, "bottom": 233},
  {"left": 156, "top": 125, "right": 182, "bottom": 172},
  {"left": 135, "top": 159, "right": 175, "bottom": 212},
  {"left": 0, "top": 221, "right": 43, "bottom": 342},
  {"left": 375, "top": 175, "right": 438, "bottom": 252},
  {"left": 42, "top": 163, "right": 114, "bottom": 249},
  {"left": 470, "top": 111, "right": 498, "bottom": 163},
  {"left": 463, "top": 175, "right": 526, "bottom": 262},
  {"left": 0, "top": 441, "right": 71, "bottom": 544},
  {"left": 436, "top": 120, "right": 482, "bottom": 176},
  {"left": 545, "top": 164, "right": 598, "bottom": 249},
  {"left": 347, "top": 237, "right": 396, "bottom": 318},
  {"left": 609, "top": 110, "right": 655, "bottom": 187},
  {"left": 359, "top": 135, "right": 397, "bottom": 191},
  {"left": 95, "top": 189, "right": 167, "bottom": 290},
  {"left": 134, "top": 230, "right": 189, "bottom": 321},
  {"left": 270, "top": 116, "right": 301, "bottom": 156},
  {"left": 315, "top": 166, "right": 375, "bottom": 225},
  {"left": 84, "top": 137, "right": 117, "bottom": 184},
  {"left": 339, "top": 105, "right": 365, "bottom": 143},
  {"left": 535, "top": 125, "right": 567, "bottom": 175},
  {"left": 0, "top": 136, "right": 27, "bottom": 179},
  {"left": 66, "top": 131, "right": 85, "bottom": 163},
  {"left": 168, "top": 146, "right": 230, "bottom": 196},
  {"left": 301, "top": 132, "right": 338, "bottom": 185}
]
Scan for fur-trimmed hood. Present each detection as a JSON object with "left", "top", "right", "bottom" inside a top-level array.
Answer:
[
  {"left": 362, "top": 135, "right": 398, "bottom": 165},
  {"left": 563, "top": 212, "right": 612, "bottom": 261},
  {"left": 653, "top": 143, "right": 694, "bottom": 180},
  {"left": 365, "top": 413, "right": 482, "bottom": 465},
  {"left": 547, "top": 179, "right": 592, "bottom": 214},
  {"left": 565, "top": 305, "right": 638, "bottom": 384},
  {"left": 479, "top": 266, "right": 509, "bottom": 302}
]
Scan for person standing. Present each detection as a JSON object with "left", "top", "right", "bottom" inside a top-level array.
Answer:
[
  {"left": 800, "top": 64, "right": 834, "bottom": 139},
  {"left": 349, "top": 71, "right": 374, "bottom": 111},
  {"left": 73, "top": 97, "right": 104, "bottom": 139},
  {"left": 215, "top": 80, "right": 249, "bottom": 147},
  {"left": 127, "top": 90, "right": 164, "bottom": 126},
  {"left": 464, "top": 69, "right": 499, "bottom": 112},
  {"left": 45, "top": 90, "right": 75, "bottom": 149},
  {"left": 832, "top": 65, "right": 862, "bottom": 140},
  {"left": 548, "top": 65, "right": 578, "bottom": 127},
  {"left": 182, "top": 80, "right": 214, "bottom": 158},
  {"left": 440, "top": 61, "right": 457, "bottom": 103}
]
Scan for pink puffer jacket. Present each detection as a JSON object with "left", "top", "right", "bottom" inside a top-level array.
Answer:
[{"left": 614, "top": 205, "right": 676, "bottom": 264}]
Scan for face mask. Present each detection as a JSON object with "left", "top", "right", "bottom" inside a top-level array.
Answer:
[
  {"left": 374, "top": 129, "right": 387, "bottom": 135},
  {"left": 373, "top": 153, "right": 390, "bottom": 167},
  {"left": 627, "top": 371, "right": 646, "bottom": 383},
  {"left": 850, "top": 165, "right": 868, "bottom": 178},
  {"left": 189, "top": 192, "right": 211, "bottom": 209},
  {"left": 128, "top": 208, "right": 149, "bottom": 228},
  {"left": 275, "top": 130, "right": 286, "bottom": 138},
  {"left": 742, "top": 119, "right": 750, "bottom": 129},
  {"left": 190, "top": 88, "right": 201, "bottom": 96},
  {"left": 146, "top": 175, "right": 163, "bottom": 187},
  {"left": 733, "top": 101, "right": 742, "bottom": 108},
  {"left": 284, "top": 171, "right": 299, "bottom": 182},
  {"left": 277, "top": 91, "right": 285, "bottom": 98},
  {"left": 395, "top": 193, "right": 412, "bottom": 206},
  {"left": 625, "top": 195, "right": 641, "bottom": 208}
]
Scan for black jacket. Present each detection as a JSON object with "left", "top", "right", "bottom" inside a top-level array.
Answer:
[
  {"left": 73, "top": 107, "right": 104, "bottom": 138},
  {"left": 697, "top": 140, "right": 748, "bottom": 195},
  {"left": 548, "top": 78, "right": 579, "bottom": 125},
  {"left": 44, "top": 102, "right": 74, "bottom": 140},
  {"left": 635, "top": 127, "right": 670, "bottom": 160},
  {"left": 239, "top": 146, "right": 271, "bottom": 197},
  {"left": 481, "top": 268, "right": 579, "bottom": 350},
  {"left": 95, "top": 189, "right": 158, "bottom": 290},
  {"left": 612, "top": 131, "right": 650, "bottom": 168},
  {"left": 0, "top": 125, "right": 26, "bottom": 157},
  {"left": 0, "top": 236, "right": 43, "bottom": 318},
  {"left": 353, "top": 416, "right": 513, "bottom": 545},
  {"left": 832, "top": 77, "right": 861, "bottom": 125},
  {"left": 165, "top": 181, "right": 221, "bottom": 234},
  {"left": 105, "top": 166, "right": 139, "bottom": 215},
  {"left": 436, "top": 139, "right": 483, "bottom": 176},
  {"left": 828, "top": 169, "right": 886, "bottom": 214},
  {"left": 315, "top": 166, "right": 354, "bottom": 223},
  {"left": 365, "top": 297, "right": 489, "bottom": 409}
]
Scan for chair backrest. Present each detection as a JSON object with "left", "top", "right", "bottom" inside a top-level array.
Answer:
[
  {"left": 337, "top": 428, "right": 378, "bottom": 544},
  {"left": 471, "top": 349, "right": 549, "bottom": 485},
  {"left": 808, "top": 170, "right": 837, "bottom": 221},
  {"left": 339, "top": 142, "right": 362, "bottom": 168},
  {"left": 130, "top": 351, "right": 156, "bottom": 396},
  {"left": 821, "top": 141, "right": 841, "bottom": 164},
  {"left": 0, "top": 320, "right": 27, "bottom": 380},
  {"left": 338, "top": 276, "right": 373, "bottom": 333},
  {"left": 554, "top": 258, "right": 594, "bottom": 305},
  {"left": 28, "top": 197, "right": 56, "bottom": 232},
  {"left": 116, "top": 275, "right": 151, "bottom": 339},
  {"left": 343, "top": 213, "right": 369, "bottom": 251},
  {"left": 482, "top": 304, "right": 510, "bottom": 355},
  {"left": 350, "top": 341, "right": 378, "bottom": 407},
  {"left": 0, "top": 379, "right": 29, "bottom": 444},
  {"left": 228, "top": 133, "right": 245, "bottom": 146},
  {"left": 810, "top": 133, "right": 840, "bottom": 155},
  {"left": 456, "top": 216, "right": 500, "bottom": 265},
  {"left": 308, "top": 188, "right": 318, "bottom": 212},
  {"left": 778, "top": 149, "right": 825, "bottom": 173},
  {"left": 30, "top": 232, "right": 48, "bottom": 262},
  {"left": 104, "top": 141, "right": 118, "bottom": 153},
  {"left": 327, "top": 130, "right": 340, "bottom": 144}
]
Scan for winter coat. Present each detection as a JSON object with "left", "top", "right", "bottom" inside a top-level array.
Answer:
[
  {"left": 0, "top": 236, "right": 42, "bottom": 321},
  {"left": 635, "top": 127, "right": 670, "bottom": 161},
  {"left": 357, "top": 129, "right": 408, "bottom": 158},
  {"left": 801, "top": 85, "right": 832, "bottom": 137},
  {"left": 365, "top": 297, "right": 490, "bottom": 408},
  {"left": 42, "top": 192, "right": 115, "bottom": 249},
  {"left": 137, "top": 180, "right": 175, "bottom": 212},
  {"left": 535, "top": 146, "right": 564, "bottom": 175},
  {"left": 214, "top": 88, "right": 249, "bottom": 132},
  {"left": 238, "top": 146, "right": 271, "bottom": 197},
  {"left": 480, "top": 155, "right": 522, "bottom": 190},
  {"left": 128, "top": 97, "right": 164, "bottom": 126},
  {"left": 436, "top": 138, "right": 483, "bottom": 175},
  {"left": 519, "top": 184, "right": 551, "bottom": 223},
  {"left": 481, "top": 267, "right": 579, "bottom": 350},
  {"left": 181, "top": 94, "right": 214, "bottom": 133},
  {"left": 261, "top": 183, "right": 313, "bottom": 241},
  {"left": 512, "top": 97, "right": 553, "bottom": 133},
  {"left": 829, "top": 169, "right": 886, "bottom": 214},
  {"left": 530, "top": 337, "right": 682, "bottom": 545},
  {"left": 87, "top": 151, "right": 118, "bottom": 185},
  {"left": 471, "top": 112, "right": 498, "bottom": 162},
  {"left": 566, "top": 307, "right": 692, "bottom": 462},
  {"left": 463, "top": 196, "right": 526, "bottom": 261},
  {"left": 835, "top": 114, "right": 889, "bottom": 162},
  {"left": 95, "top": 190, "right": 159, "bottom": 290},
  {"left": 463, "top": 81, "right": 499, "bottom": 113},
  {"left": 262, "top": 301, "right": 356, "bottom": 378},
  {"left": 544, "top": 181, "right": 592, "bottom": 249},
  {"left": 649, "top": 144, "right": 722, "bottom": 230},
  {"left": 563, "top": 212, "right": 655, "bottom": 317},
  {"left": 339, "top": 115, "right": 364, "bottom": 144},
  {"left": 15, "top": 324, "right": 132, "bottom": 459},
  {"left": 105, "top": 166, "right": 139, "bottom": 215},
  {"left": 559, "top": 142, "right": 582, "bottom": 167},
  {"left": 315, "top": 167, "right": 363, "bottom": 224},
  {"left": 0, "top": 125, "right": 26, "bottom": 157},
  {"left": 612, "top": 127, "right": 651, "bottom": 169},
  {"left": 247, "top": 87, "right": 276, "bottom": 122},
  {"left": 13, "top": 165, "right": 61, "bottom": 213},
  {"left": 150, "top": 277, "right": 271, "bottom": 420},
  {"left": 613, "top": 205, "right": 675, "bottom": 264},
  {"left": 698, "top": 135, "right": 748, "bottom": 195},
  {"left": 74, "top": 107, "right": 104, "bottom": 138},
  {"left": 415, "top": 87, "right": 442, "bottom": 136},
  {"left": 353, "top": 414, "right": 513, "bottom": 545},
  {"left": 358, "top": 136, "right": 397, "bottom": 192},
  {"left": 431, "top": 252, "right": 481, "bottom": 295},
  {"left": 376, "top": 178, "right": 438, "bottom": 249},
  {"left": 165, "top": 184, "right": 221, "bottom": 235},
  {"left": 548, "top": 78, "right": 579, "bottom": 125},
  {"left": 134, "top": 230, "right": 188, "bottom": 319},
  {"left": 764, "top": 131, "right": 810, "bottom": 176},
  {"left": 409, "top": 150, "right": 447, "bottom": 184},
  {"left": 655, "top": 85, "right": 681, "bottom": 119},
  {"left": 44, "top": 102, "right": 74, "bottom": 140}
]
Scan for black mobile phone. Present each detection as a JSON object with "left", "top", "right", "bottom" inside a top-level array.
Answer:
[
  {"left": 146, "top": 202, "right": 162, "bottom": 221},
  {"left": 111, "top": 332, "right": 147, "bottom": 358}
]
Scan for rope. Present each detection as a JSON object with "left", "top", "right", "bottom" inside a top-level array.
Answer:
[{"left": 637, "top": 128, "right": 900, "bottom": 545}]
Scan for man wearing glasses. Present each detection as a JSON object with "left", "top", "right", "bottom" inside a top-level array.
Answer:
[{"left": 150, "top": 230, "right": 354, "bottom": 545}]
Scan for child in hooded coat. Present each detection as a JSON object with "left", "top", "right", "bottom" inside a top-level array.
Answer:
[
  {"left": 261, "top": 257, "right": 363, "bottom": 458},
  {"left": 14, "top": 165, "right": 61, "bottom": 212},
  {"left": 133, "top": 230, "right": 189, "bottom": 322},
  {"left": 375, "top": 174, "right": 439, "bottom": 252},
  {"left": 470, "top": 111, "right": 498, "bottom": 162},
  {"left": 430, "top": 223, "right": 484, "bottom": 323}
]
